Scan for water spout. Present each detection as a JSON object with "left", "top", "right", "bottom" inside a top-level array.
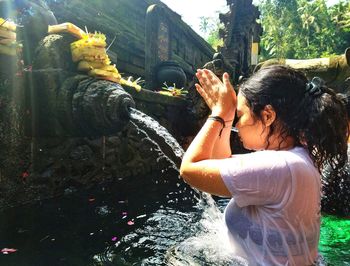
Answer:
[{"left": 129, "top": 108, "right": 184, "bottom": 168}]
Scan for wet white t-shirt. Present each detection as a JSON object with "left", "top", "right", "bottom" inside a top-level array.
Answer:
[{"left": 219, "top": 147, "right": 321, "bottom": 266}]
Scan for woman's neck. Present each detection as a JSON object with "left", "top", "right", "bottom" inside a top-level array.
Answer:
[{"left": 266, "top": 135, "right": 295, "bottom": 151}]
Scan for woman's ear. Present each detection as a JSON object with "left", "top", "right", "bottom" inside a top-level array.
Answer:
[{"left": 261, "top": 105, "right": 276, "bottom": 126}]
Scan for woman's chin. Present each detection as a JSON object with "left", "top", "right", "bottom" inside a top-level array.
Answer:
[
  {"left": 242, "top": 143, "right": 259, "bottom": 151},
  {"left": 242, "top": 143, "right": 252, "bottom": 150}
]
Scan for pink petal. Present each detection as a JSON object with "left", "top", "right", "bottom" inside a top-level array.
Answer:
[
  {"left": 127, "top": 220, "right": 134, "bottom": 226},
  {"left": 111, "top": 236, "right": 118, "bottom": 242},
  {"left": 1, "top": 248, "right": 17, "bottom": 254}
]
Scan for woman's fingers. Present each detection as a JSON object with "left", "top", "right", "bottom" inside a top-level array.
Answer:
[
  {"left": 195, "top": 69, "right": 236, "bottom": 119},
  {"left": 223, "top": 72, "right": 236, "bottom": 100},
  {"left": 195, "top": 83, "right": 212, "bottom": 109},
  {"left": 196, "top": 69, "right": 219, "bottom": 89},
  {"left": 196, "top": 70, "right": 210, "bottom": 88},
  {"left": 196, "top": 69, "right": 233, "bottom": 112},
  {"left": 203, "top": 69, "right": 220, "bottom": 85},
  {"left": 196, "top": 69, "right": 221, "bottom": 99},
  {"left": 222, "top": 72, "right": 237, "bottom": 117},
  {"left": 222, "top": 72, "right": 234, "bottom": 91},
  {"left": 195, "top": 83, "right": 207, "bottom": 99},
  {"left": 200, "top": 70, "right": 219, "bottom": 89}
]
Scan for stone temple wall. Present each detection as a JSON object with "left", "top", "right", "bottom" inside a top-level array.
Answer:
[
  {"left": 46, "top": 0, "right": 214, "bottom": 87},
  {"left": 0, "top": 0, "right": 214, "bottom": 209}
]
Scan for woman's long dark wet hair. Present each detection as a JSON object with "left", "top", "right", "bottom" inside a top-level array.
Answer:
[{"left": 239, "top": 65, "right": 348, "bottom": 172}]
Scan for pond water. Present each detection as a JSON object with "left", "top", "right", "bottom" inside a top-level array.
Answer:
[{"left": 0, "top": 168, "right": 349, "bottom": 265}]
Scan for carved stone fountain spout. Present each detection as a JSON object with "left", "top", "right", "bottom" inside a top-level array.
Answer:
[{"left": 24, "top": 33, "right": 135, "bottom": 137}]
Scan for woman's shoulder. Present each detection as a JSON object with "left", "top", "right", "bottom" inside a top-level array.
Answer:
[
  {"left": 229, "top": 149, "right": 291, "bottom": 171},
  {"left": 238, "top": 147, "right": 306, "bottom": 160},
  {"left": 231, "top": 146, "right": 312, "bottom": 170},
  {"left": 282, "top": 146, "right": 313, "bottom": 163}
]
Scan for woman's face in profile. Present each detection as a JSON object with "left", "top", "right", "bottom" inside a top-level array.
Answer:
[{"left": 235, "top": 93, "right": 269, "bottom": 150}]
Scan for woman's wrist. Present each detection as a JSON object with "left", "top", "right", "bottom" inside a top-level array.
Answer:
[
  {"left": 207, "top": 115, "right": 234, "bottom": 137},
  {"left": 209, "top": 111, "right": 235, "bottom": 122}
]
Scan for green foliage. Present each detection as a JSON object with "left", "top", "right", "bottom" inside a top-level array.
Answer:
[
  {"left": 329, "top": 0, "right": 350, "bottom": 53},
  {"left": 258, "top": 0, "right": 350, "bottom": 60},
  {"left": 199, "top": 16, "right": 224, "bottom": 51},
  {"left": 207, "top": 28, "right": 224, "bottom": 50}
]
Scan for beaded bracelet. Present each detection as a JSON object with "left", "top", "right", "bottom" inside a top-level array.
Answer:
[{"left": 208, "top": 115, "right": 233, "bottom": 137}]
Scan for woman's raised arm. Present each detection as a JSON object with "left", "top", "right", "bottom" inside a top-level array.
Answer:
[{"left": 179, "top": 69, "right": 236, "bottom": 197}]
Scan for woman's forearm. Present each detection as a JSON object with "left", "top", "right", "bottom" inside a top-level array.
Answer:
[
  {"left": 211, "top": 120, "right": 233, "bottom": 159},
  {"left": 181, "top": 119, "right": 221, "bottom": 165},
  {"left": 179, "top": 118, "right": 232, "bottom": 197}
]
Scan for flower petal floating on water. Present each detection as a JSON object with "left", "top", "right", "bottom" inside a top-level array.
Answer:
[
  {"left": 111, "top": 236, "right": 118, "bottom": 242},
  {"left": 1, "top": 248, "right": 17, "bottom": 254},
  {"left": 22, "top": 171, "right": 29, "bottom": 178},
  {"left": 127, "top": 220, "right": 134, "bottom": 226}
]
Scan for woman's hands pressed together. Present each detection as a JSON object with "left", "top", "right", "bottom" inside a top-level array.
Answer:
[{"left": 195, "top": 69, "right": 237, "bottom": 121}]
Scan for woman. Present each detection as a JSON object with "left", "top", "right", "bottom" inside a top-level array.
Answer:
[{"left": 180, "top": 65, "right": 348, "bottom": 265}]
